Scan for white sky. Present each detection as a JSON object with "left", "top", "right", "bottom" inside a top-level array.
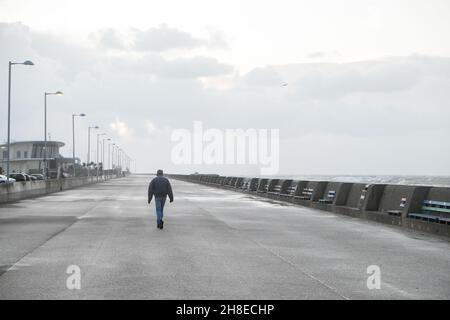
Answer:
[
  {"left": 1, "top": 0, "right": 450, "bottom": 175},
  {"left": 1, "top": 0, "right": 450, "bottom": 72}
]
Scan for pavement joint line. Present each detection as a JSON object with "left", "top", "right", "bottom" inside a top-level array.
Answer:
[
  {"left": 181, "top": 189, "right": 351, "bottom": 300},
  {"left": 381, "top": 281, "right": 417, "bottom": 299},
  {"left": 247, "top": 239, "right": 350, "bottom": 300},
  {"left": 0, "top": 192, "right": 108, "bottom": 279}
]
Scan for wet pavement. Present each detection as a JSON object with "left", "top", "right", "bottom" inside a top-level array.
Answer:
[{"left": 0, "top": 175, "right": 449, "bottom": 299}]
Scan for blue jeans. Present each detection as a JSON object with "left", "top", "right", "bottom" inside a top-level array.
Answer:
[{"left": 155, "top": 197, "right": 166, "bottom": 224}]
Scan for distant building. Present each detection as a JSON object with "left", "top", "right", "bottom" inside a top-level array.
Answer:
[{"left": 0, "top": 141, "right": 79, "bottom": 177}]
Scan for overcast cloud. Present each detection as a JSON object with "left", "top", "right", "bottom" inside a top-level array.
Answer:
[{"left": 1, "top": 5, "right": 450, "bottom": 175}]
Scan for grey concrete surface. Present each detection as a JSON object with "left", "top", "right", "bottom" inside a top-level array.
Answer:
[{"left": 0, "top": 175, "right": 449, "bottom": 300}]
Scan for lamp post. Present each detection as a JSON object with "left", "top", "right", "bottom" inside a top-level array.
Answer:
[
  {"left": 102, "top": 137, "right": 110, "bottom": 179},
  {"left": 87, "top": 126, "right": 99, "bottom": 176},
  {"left": 96, "top": 133, "right": 106, "bottom": 179},
  {"left": 43, "top": 91, "right": 63, "bottom": 179},
  {"left": 111, "top": 143, "right": 116, "bottom": 172},
  {"left": 118, "top": 148, "right": 123, "bottom": 176},
  {"left": 6, "top": 60, "right": 34, "bottom": 178},
  {"left": 117, "top": 148, "right": 122, "bottom": 174},
  {"left": 108, "top": 141, "right": 113, "bottom": 176},
  {"left": 113, "top": 144, "right": 119, "bottom": 176},
  {"left": 0, "top": 146, "right": 6, "bottom": 175},
  {"left": 72, "top": 113, "right": 85, "bottom": 177},
  {"left": 123, "top": 151, "right": 128, "bottom": 174},
  {"left": 118, "top": 148, "right": 121, "bottom": 173},
  {"left": 121, "top": 151, "right": 126, "bottom": 173},
  {"left": 122, "top": 152, "right": 128, "bottom": 173}
]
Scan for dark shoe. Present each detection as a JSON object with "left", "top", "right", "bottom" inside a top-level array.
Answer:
[
  {"left": 157, "top": 221, "right": 162, "bottom": 229},
  {"left": 161, "top": 220, "right": 164, "bottom": 229}
]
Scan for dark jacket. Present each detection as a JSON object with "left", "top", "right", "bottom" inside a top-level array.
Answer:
[{"left": 148, "top": 176, "right": 173, "bottom": 203}]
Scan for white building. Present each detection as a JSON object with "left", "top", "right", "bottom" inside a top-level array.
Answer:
[{"left": 0, "top": 141, "right": 78, "bottom": 177}]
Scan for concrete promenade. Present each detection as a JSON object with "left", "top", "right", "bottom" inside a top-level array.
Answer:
[{"left": 0, "top": 175, "right": 449, "bottom": 299}]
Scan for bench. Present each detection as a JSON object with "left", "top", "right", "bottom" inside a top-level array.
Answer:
[
  {"left": 248, "top": 179, "right": 260, "bottom": 192},
  {"left": 257, "top": 182, "right": 269, "bottom": 193},
  {"left": 235, "top": 178, "right": 244, "bottom": 188},
  {"left": 267, "top": 180, "right": 283, "bottom": 195},
  {"left": 240, "top": 179, "right": 250, "bottom": 190},
  {"left": 407, "top": 213, "right": 440, "bottom": 222},
  {"left": 229, "top": 177, "right": 238, "bottom": 187},
  {"left": 386, "top": 197, "right": 407, "bottom": 216},
  {"left": 387, "top": 210, "right": 402, "bottom": 216},
  {"left": 222, "top": 177, "right": 232, "bottom": 186},
  {"left": 294, "top": 188, "right": 314, "bottom": 200},
  {"left": 206, "top": 176, "right": 217, "bottom": 184},
  {"left": 256, "top": 179, "right": 269, "bottom": 193},
  {"left": 319, "top": 190, "right": 336, "bottom": 204},
  {"left": 407, "top": 200, "right": 450, "bottom": 225},
  {"left": 239, "top": 178, "right": 253, "bottom": 191},
  {"left": 280, "top": 185, "right": 297, "bottom": 198},
  {"left": 268, "top": 184, "right": 282, "bottom": 194}
]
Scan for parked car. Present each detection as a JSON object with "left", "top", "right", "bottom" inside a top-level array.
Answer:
[
  {"left": 24, "top": 174, "right": 36, "bottom": 181},
  {"left": 0, "top": 175, "right": 16, "bottom": 183},
  {"left": 31, "top": 174, "right": 45, "bottom": 180},
  {"left": 9, "top": 173, "right": 27, "bottom": 182}
]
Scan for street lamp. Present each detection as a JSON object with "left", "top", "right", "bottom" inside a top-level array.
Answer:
[
  {"left": 102, "top": 137, "right": 111, "bottom": 178},
  {"left": 126, "top": 154, "right": 131, "bottom": 173},
  {"left": 111, "top": 143, "right": 116, "bottom": 170},
  {"left": 121, "top": 151, "right": 128, "bottom": 173},
  {"left": 108, "top": 141, "right": 113, "bottom": 172},
  {"left": 72, "top": 113, "right": 85, "bottom": 177},
  {"left": 118, "top": 148, "right": 123, "bottom": 175},
  {"left": 122, "top": 150, "right": 128, "bottom": 175},
  {"left": 117, "top": 147, "right": 122, "bottom": 173},
  {"left": 43, "top": 91, "right": 63, "bottom": 179},
  {"left": 6, "top": 60, "right": 34, "bottom": 178},
  {"left": 113, "top": 144, "right": 119, "bottom": 175},
  {"left": 87, "top": 126, "right": 99, "bottom": 176},
  {"left": 96, "top": 133, "right": 106, "bottom": 179},
  {"left": 117, "top": 148, "right": 122, "bottom": 172}
]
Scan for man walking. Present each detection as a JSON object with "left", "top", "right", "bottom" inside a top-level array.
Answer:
[{"left": 148, "top": 169, "right": 173, "bottom": 229}]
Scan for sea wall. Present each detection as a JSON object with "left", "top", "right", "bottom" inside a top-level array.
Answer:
[
  {"left": 168, "top": 174, "right": 450, "bottom": 238},
  {"left": 0, "top": 175, "right": 122, "bottom": 204}
]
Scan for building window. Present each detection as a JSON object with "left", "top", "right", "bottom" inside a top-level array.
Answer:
[
  {"left": 17, "top": 151, "right": 21, "bottom": 159},
  {"left": 32, "top": 144, "right": 44, "bottom": 158},
  {"left": 24, "top": 151, "right": 28, "bottom": 159},
  {"left": 2, "top": 150, "right": 7, "bottom": 159},
  {"left": 48, "top": 145, "right": 57, "bottom": 158}
]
